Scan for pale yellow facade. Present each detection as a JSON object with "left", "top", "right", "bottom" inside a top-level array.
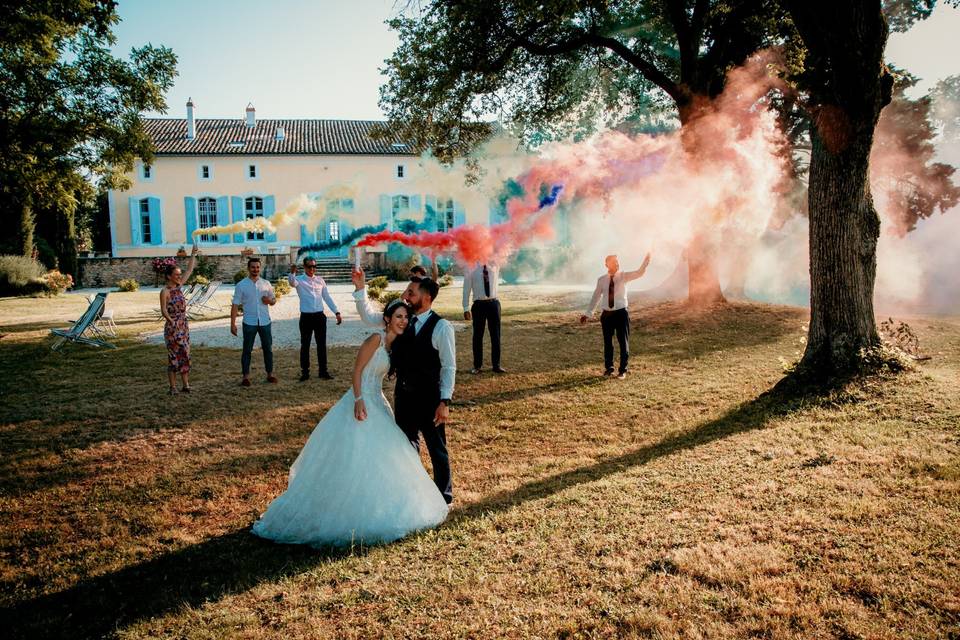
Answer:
[{"left": 110, "top": 153, "right": 490, "bottom": 258}]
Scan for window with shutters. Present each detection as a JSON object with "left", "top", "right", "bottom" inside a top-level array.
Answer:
[
  {"left": 391, "top": 195, "right": 410, "bottom": 227},
  {"left": 139, "top": 198, "right": 151, "bottom": 244},
  {"left": 198, "top": 197, "right": 218, "bottom": 242},
  {"left": 245, "top": 196, "right": 264, "bottom": 240},
  {"left": 436, "top": 198, "right": 455, "bottom": 231}
]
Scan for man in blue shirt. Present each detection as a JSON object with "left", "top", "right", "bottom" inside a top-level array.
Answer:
[
  {"left": 231, "top": 257, "right": 277, "bottom": 386},
  {"left": 289, "top": 258, "right": 342, "bottom": 381}
]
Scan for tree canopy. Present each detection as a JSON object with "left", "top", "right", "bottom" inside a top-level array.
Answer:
[
  {"left": 0, "top": 0, "right": 177, "bottom": 261},
  {"left": 381, "top": 0, "right": 790, "bottom": 156}
]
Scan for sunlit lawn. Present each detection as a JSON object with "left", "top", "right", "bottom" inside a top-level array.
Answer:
[{"left": 1, "top": 288, "right": 958, "bottom": 638}]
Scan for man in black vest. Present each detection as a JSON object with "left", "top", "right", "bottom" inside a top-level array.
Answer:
[{"left": 352, "top": 270, "right": 457, "bottom": 504}]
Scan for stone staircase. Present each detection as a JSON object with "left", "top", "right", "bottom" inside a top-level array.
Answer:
[{"left": 300, "top": 257, "right": 386, "bottom": 283}]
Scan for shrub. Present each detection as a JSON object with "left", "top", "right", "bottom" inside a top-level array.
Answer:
[
  {"left": 43, "top": 270, "right": 74, "bottom": 295},
  {"left": 368, "top": 276, "right": 389, "bottom": 290},
  {"left": 233, "top": 270, "right": 247, "bottom": 284},
  {"left": 117, "top": 278, "right": 139, "bottom": 292},
  {"left": 191, "top": 254, "right": 218, "bottom": 282},
  {"left": 379, "top": 290, "right": 403, "bottom": 307},
  {"left": 0, "top": 255, "right": 47, "bottom": 296},
  {"left": 437, "top": 273, "right": 453, "bottom": 288},
  {"left": 273, "top": 278, "right": 291, "bottom": 298},
  {"left": 189, "top": 274, "right": 210, "bottom": 286}
]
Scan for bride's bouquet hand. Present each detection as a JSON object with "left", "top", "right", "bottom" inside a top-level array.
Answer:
[{"left": 354, "top": 398, "right": 367, "bottom": 421}]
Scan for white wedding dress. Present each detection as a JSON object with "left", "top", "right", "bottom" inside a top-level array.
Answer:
[{"left": 252, "top": 333, "right": 448, "bottom": 547}]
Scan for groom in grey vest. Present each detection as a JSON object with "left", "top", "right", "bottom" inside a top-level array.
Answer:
[{"left": 352, "top": 270, "right": 456, "bottom": 504}]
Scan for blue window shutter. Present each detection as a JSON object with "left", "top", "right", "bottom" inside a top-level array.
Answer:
[
  {"left": 379, "top": 195, "right": 391, "bottom": 231},
  {"left": 454, "top": 201, "right": 466, "bottom": 227},
  {"left": 424, "top": 195, "right": 438, "bottom": 231},
  {"left": 148, "top": 197, "right": 163, "bottom": 245},
  {"left": 231, "top": 196, "right": 244, "bottom": 243},
  {"left": 216, "top": 196, "right": 230, "bottom": 244},
  {"left": 128, "top": 197, "right": 141, "bottom": 245},
  {"left": 410, "top": 195, "right": 422, "bottom": 221},
  {"left": 184, "top": 196, "right": 198, "bottom": 244},
  {"left": 264, "top": 195, "right": 277, "bottom": 242}
]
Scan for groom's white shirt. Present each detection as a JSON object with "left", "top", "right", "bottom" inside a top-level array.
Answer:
[{"left": 353, "top": 288, "right": 457, "bottom": 400}]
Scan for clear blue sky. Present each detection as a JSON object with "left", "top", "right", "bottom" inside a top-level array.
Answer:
[{"left": 113, "top": 0, "right": 959, "bottom": 121}]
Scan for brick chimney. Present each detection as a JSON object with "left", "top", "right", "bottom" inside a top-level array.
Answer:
[{"left": 245, "top": 102, "right": 256, "bottom": 128}]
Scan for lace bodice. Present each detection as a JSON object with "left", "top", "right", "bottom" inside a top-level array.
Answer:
[{"left": 359, "top": 333, "right": 392, "bottom": 398}]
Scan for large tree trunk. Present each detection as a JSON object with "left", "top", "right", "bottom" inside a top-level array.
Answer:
[
  {"left": 679, "top": 99, "right": 727, "bottom": 307},
  {"left": 802, "top": 120, "right": 881, "bottom": 372},
  {"left": 786, "top": 1, "right": 892, "bottom": 377},
  {"left": 687, "top": 232, "right": 725, "bottom": 305}
]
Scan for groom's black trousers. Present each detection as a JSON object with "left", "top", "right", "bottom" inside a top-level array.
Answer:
[
  {"left": 394, "top": 388, "right": 453, "bottom": 504},
  {"left": 600, "top": 308, "right": 630, "bottom": 374}
]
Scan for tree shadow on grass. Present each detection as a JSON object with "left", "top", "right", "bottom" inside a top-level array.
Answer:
[
  {"left": 2, "top": 530, "right": 362, "bottom": 639},
  {"left": 3, "top": 380, "right": 816, "bottom": 639},
  {"left": 450, "top": 380, "right": 813, "bottom": 522}
]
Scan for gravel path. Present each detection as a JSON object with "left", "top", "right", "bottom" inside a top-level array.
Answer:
[{"left": 141, "top": 283, "right": 467, "bottom": 349}]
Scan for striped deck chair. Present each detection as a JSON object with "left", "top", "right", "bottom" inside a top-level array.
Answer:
[
  {"left": 187, "top": 280, "right": 222, "bottom": 318},
  {"left": 50, "top": 292, "right": 117, "bottom": 350}
]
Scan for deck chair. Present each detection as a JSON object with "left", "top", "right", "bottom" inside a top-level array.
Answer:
[
  {"left": 187, "top": 280, "right": 222, "bottom": 318},
  {"left": 51, "top": 292, "right": 116, "bottom": 350}
]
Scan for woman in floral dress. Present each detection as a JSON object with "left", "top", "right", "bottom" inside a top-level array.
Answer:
[{"left": 160, "top": 245, "right": 198, "bottom": 394}]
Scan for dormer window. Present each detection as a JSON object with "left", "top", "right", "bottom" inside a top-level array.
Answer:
[
  {"left": 396, "top": 164, "right": 405, "bottom": 179},
  {"left": 199, "top": 164, "right": 212, "bottom": 181}
]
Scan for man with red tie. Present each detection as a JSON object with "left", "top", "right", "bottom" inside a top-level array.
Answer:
[
  {"left": 463, "top": 262, "right": 505, "bottom": 374},
  {"left": 580, "top": 253, "right": 651, "bottom": 379}
]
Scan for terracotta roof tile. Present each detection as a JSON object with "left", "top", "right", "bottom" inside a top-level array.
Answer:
[{"left": 143, "top": 118, "right": 417, "bottom": 156}]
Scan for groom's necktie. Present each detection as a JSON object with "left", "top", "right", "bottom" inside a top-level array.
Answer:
[
  {"left": 482, "top": 265, "right": 491, "bottom": 298},
  {"left": 608, "top": 274, "right": 615, "bottom": 310},
  {"left": 410, "top": 315, "right": 418, "bottom": 335}
]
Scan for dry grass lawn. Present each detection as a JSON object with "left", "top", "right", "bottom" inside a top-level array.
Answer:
[{"left": 0, "top": 286, "right": 958, "bottom": 639}]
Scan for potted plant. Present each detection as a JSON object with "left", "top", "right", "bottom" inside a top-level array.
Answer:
[
  {"left": 176, "top": 245, "right": 187, "bottom": 257},
  {"left": 240, "top": 247, "right": 255, "bottom": 257}
]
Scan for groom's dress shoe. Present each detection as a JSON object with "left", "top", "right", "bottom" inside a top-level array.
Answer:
[
  {"left": 493, "top": 367, "right": 507, "bottom": 374},
  {"left": 603, "top": 368, "right": 615, "bottom": 376},
  {"left": 617, "top": 371, "right": 627, "bottom": 380},
  {"left": 298, "top": 371, "right": 310, "bottom": 382},
  {"left": 241, "top": 378, "right": 251, "bottom": 387},
  {"left": 266, "top": 375, "right": 279, "bottom": 384},
  {"left": 469, "top": 368, "right": 481, "bottom": 374},
  {"left": 317, "top": 371, "right": 334, "bottom": 380}
]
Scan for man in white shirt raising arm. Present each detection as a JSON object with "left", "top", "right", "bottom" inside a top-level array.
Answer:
[
  {"left": 580, "top": 253, "right": 651, "bottom": 379},
  {"left": 289, "top": 258, "right": 342, "bottom": 381}
]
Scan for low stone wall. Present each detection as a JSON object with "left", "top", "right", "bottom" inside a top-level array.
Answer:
[{"left": 78, "top": 254, "right": 294, "bottom": 287}]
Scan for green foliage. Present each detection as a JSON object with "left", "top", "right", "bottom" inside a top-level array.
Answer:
[
  {"left": 501, "top": 248, "right": 544, "bottom": 285},
  {"left": 273, "top": 278, "right": 291, "bottom": 298},
  {"left": 380, "top": 1, "right": 788, "bottom": 154},
  {"left": 368, "top": 276, "right": 389, "bottom": 290},
  {"left": 189, "top": 255, "right": 218, "bottom": 283},
  {"left": 232, "top": 270, "right": 247, "bottom": 284},
  {"left": 117, "top": 278, "right": 139, "bottom": 292},
  {"left": 189, "top": 275, "right": 209, "bottom": 286},
  {"left": 0, "top": 255, "right": 47, "bottom": 296},
  {"left": 379, "top": 290, "right": 403, "bottom": 307},
  {"left": 437, "top": 273, "right": 453, "bottom": 288},
  {"left": 0, "top": 0, "right": 178, "bottom": 257}
]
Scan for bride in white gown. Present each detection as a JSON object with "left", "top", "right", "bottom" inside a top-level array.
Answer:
[{"left": 252, "top": 300, "right": 448, "bottom": 547}]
